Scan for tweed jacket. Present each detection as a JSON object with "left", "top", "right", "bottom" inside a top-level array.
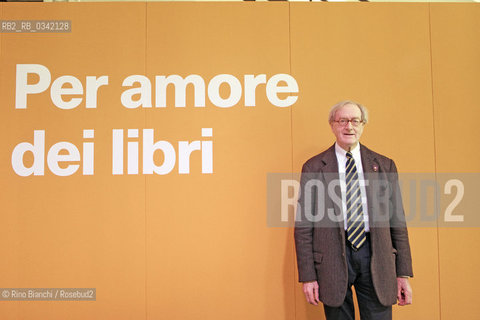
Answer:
[{"left": 294, "top": 144, "right": 413, "bottom": 307}]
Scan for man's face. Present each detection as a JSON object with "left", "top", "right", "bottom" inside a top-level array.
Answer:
[{"left": 330, "top": 103, "right": 365, "bottom": 151}]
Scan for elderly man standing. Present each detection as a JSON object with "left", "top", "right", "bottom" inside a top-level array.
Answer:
[{"left": 294, "top": 101, "right": 413, "bottom": 320}]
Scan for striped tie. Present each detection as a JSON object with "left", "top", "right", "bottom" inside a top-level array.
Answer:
[{"left": 345, "top": 152, "right": 366, "bottom": 250}]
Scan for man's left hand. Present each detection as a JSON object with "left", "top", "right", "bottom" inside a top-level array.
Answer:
[{"left": 396, "top": 277, "right": 412, "bottom": 306}]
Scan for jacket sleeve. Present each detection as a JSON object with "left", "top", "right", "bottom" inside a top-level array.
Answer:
[
  {"left": 388, "top": 160, "right": 414, "bottom": 277},
  {"left": 294, "top": 161, "right": 317, "bottom": 282}
]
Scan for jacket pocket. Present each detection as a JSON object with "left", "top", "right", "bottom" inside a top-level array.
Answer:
[{"left": 313, "top": 252, "right": 323, "bottom": 264}]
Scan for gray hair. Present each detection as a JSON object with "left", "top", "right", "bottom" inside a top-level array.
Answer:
[{"left": 328, "top": 100, "right": 368, "bottom": 124}]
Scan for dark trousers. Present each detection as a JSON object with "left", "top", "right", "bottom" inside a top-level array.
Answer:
[{"left": 323, "top": 235, "right": 392, "bottom": 320}]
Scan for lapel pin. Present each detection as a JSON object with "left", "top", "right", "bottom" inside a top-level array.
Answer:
[{"left": 373, "top": 165, "right": 378, "bottom": 172}]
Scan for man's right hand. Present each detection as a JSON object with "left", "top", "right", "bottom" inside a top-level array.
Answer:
[{"left": 302, "top": 281, "right": 320, "bottom": 305}]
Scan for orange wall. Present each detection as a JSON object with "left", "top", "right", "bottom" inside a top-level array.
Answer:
[{"left": 0, "top": 3, "right": 478, "bottom": 320}]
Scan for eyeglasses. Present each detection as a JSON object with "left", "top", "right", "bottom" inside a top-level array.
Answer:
[{"left": 333, "top": 118, "right": 364, "bottom": 127}]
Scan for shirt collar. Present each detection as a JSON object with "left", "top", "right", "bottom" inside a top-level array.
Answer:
[{"left": 335, "top": 142, "right": 361, "bottom": 159}]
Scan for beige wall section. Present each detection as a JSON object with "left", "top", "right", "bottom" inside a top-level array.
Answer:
[
  {"left": 430, "top": 4, "right": 480, "bottom": 320},
  {"left": 289, "top": 3, "right": 440, "bottom": 320},
  {"left": 0, "top": 3, "right": 479, "bottom": 320},
  {"left": 143, "top": 3, "right": 294, "bottom": 320},
  {"left": 0, "top": 3, "right": 148, "bottom": 320}
]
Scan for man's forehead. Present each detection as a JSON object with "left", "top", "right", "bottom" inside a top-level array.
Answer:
[{"left": 335, "top": 104, "right": 362, "bottom": 117}]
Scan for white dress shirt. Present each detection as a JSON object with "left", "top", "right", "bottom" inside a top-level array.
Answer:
[{"left": 335, "top": 143, "right": 370, "bottom": 232}]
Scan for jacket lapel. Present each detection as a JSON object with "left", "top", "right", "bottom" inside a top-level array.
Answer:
[
  {"left": 360, "top": 144, "right": 381, "bottom": 244},
  {"left": 319, "top": 145, "right": 344, "bottom": 234}
]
